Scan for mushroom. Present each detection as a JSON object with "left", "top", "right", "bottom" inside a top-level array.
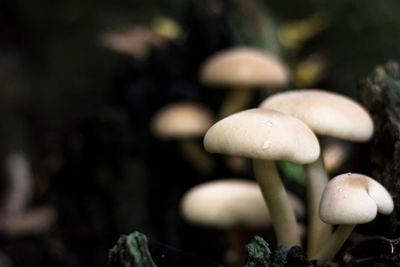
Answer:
[
  {"left": 180, "top": 178, "right": 304, "bottom": 266},
  {"left": 0, "top": 205, "right": 57, "bottom": 238},
  {"left": 99, "top": 25, "right": 166, "bottom": 60},
  {"left": 259, "top": 89, "right": 374, "bottom": 257},
  {"left": 199, "top": 46, "right": 289, "bottom": 119},
  {"left": 199, "top": 46, "right": 290, "bottom": 174},
  {"left": 321, "top": 137, "right": 350, "bottom": 175},
  {"left": 151, "top": 102, "right": 215, "bottom": 174},
  {"left": 2, "top": 151, "right": 34, "bottom": 214},
  {"left": 315, "top": 173, "right": 394, "bottom": 263},
  {"left": 203, "top": 108, "right": 320, "bottom": 247}
]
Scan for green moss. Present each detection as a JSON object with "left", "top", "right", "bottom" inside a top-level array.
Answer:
[
  {"left": 277, "top": 161, "right": 306, "bottom": 185},
  {"left": 108, "top": 231, "right": 157, "bottom": 267},
  {"left": 244, "top": 236, "right": 272, "bottom": 267}
]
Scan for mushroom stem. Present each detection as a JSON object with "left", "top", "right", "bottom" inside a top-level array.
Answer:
[
  {"left": 253, "top": 159, "right": 301, "bottom": 247},
  {"left": 219, "top": 87, "right": 253, "bottom": 119},
  {"left": 314, "top": 224, "right": 355, "bottom": 263},
  {"left": 178, "top": 139, "right": 215, "bottom": 174},
  {"left": 226, "top": 227, "right": 247, "bottom": 266},
  {"left": 304, "top": 154, "right": 332, "bottom": 257}
]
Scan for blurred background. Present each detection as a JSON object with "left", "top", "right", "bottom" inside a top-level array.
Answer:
[{"left": 1, "top": 0, "right": 400, "bottom": 266}]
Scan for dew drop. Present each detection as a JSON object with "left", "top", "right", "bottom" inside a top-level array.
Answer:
[
  {"left": 347, "top": 172, "right": 352, "bottom": 176},
  {"left": 338, "top": 188, "right": 343, "bottom": 192},
  {"left": 263, "top": 139, "right": 271, "bottom": 149},
  {"left": 264, "top": 120, "right": 273, "bottom": 127}
]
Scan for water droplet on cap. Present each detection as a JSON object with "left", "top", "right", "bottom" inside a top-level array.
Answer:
[{"left": 263, "top": 139, "right": 271, "bottom": 149}]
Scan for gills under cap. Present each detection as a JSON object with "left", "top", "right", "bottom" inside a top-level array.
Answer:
[
  {"left": 199, "top": 47, "right": 289, "bottom": 87},
  {"left": 260, "top": 89, "right": 374, "bottom": 142},
  {"left": 203, "top": 108, "right": 320, "bottom": 164},
  {"left": 319, "top": 173, "right": 394, "bottom": 225}
]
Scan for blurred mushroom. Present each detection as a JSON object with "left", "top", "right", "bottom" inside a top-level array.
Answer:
[
  {"left": 321, "top": 137, "right": 350, "bottom": 174},
  {"left": 180, "top": 179, "right": 304, "bottom": 266},
  {"left": 151, "top": 102, "right": 215, "bottom": 174},
  {"left": 260, "top": 89, "right": 374, "bottom": 257},
  {"left": 2, "top": 151, "right": 33, "bottom": 214},
  {"left": 99, "top": 25, "right": 166, "bottom": 60},
  {"left": 199, "top": 46, "right": 289, "bottom": 119},
  {"left": 204, "top": 108, "right": 320, "bottom": 247},
  {"left": 0, "top": 206, "right": 57, "bottom": 238},
  {"left": 315, "top": 173, "right": 393, "bottom": 262}
]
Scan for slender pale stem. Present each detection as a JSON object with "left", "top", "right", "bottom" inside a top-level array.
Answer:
[
  {"left": 304, "top": 154, "right": 332, "bottom": 258},
  {"left": 179, "top": 139, "right": 215, "bottom": 174},
  {"left": 314, "top": 224, "right": 355, "bottom": 263},
  {"left": 219, "top": 87, "right": 253, "bottom": 119},
  {"left": 253, "top": 159, "right": 301, "bottom": 247}
]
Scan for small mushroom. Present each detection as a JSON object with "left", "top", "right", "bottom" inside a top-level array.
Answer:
[
  {"left": 315, "top": 173, "right": 393, "bottom": 263},
  {"left": 180, "top": 179, "right": 304, "bottom": 266},
  {"left": 260, "top": 89, "right": 374, "bottom": 256},
  {"left": 321, "top": 137, "right": 350, "bottom": 174},
  {"left": 151, "top": 102, "right": 215, "bottom": 174},
  {"left": 199, "top": 46, "right": 289, "bottom": 119},
  {"left": 203, "top": 108, "right": 320, "bottom": 247},
  {"left": 99, "top": 25, "right": 166, "bottom": 60}
]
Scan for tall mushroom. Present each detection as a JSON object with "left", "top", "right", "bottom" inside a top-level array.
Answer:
[
  {"left": 203, "top": 108, "right": 320, "bottom": 247},
  {"left": 199, "top": 46, "right": 289, "bottom": 119},
  {"left": 180, "top": 178, "right": 304, "bottom": 266},
  {"left": 151, "top": 102, "right": 215, "bottom": 174},
  {"left": 315, "top": 173, "right": 394, "bottom": 263},
  {"left": 259, "top": 89, "right": 374, "bottom": 257}
]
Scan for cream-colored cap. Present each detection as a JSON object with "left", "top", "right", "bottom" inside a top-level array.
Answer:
[
  {"left": 151, "top": 102, "right": 214, "bottom": 139},
  {"left": 199, "top": 47, "right": 289, "bottom": 87},
  {"left": 259, "top": 89, "right": 374, "bottom": 142},
  {"left": 203, "top": 108, "right": 320, "bottom": 164},
  {"left": 319, "top": 173, "right": 394, "bottom": 225},
  {"left": 180, "top": 179, "right": 304, "bottom": 229}
]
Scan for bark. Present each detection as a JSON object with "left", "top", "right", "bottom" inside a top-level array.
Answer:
[{"left": 360, "top": 60, "right": 400, "bottom": 239}]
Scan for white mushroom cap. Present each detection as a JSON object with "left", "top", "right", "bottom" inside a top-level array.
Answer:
[
  {"left": 203, "top": 108, "right": 320, "bottom": 164},
  {"left": 199, "top": 47, "right": 290, "bottom": 87},
  {"left": 319, "top": 173, "right": 394, "bottom": 225},
  {"left": 259, "top": 89, "right": 374, "bottom": 142},
  {"left": 151, "top": 102, "right": 214, "bottom": 139},
  {"left": 180, "top": 179, "right": 304, "bottom": 229}
]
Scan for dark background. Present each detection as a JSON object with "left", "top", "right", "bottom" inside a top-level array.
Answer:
[{"left": 1, "top": 0, "right": 400, "bottom": 266}]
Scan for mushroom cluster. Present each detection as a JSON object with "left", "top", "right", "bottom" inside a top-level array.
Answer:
[
  {"left": 259, "top": 89, "right": 375, "bottom": 257},
  {"left": 177, "top": 86, "right": 393, "bottom": 265},
  {"left": 145, "top": 46, "right": 393, "bottom": 265}
]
